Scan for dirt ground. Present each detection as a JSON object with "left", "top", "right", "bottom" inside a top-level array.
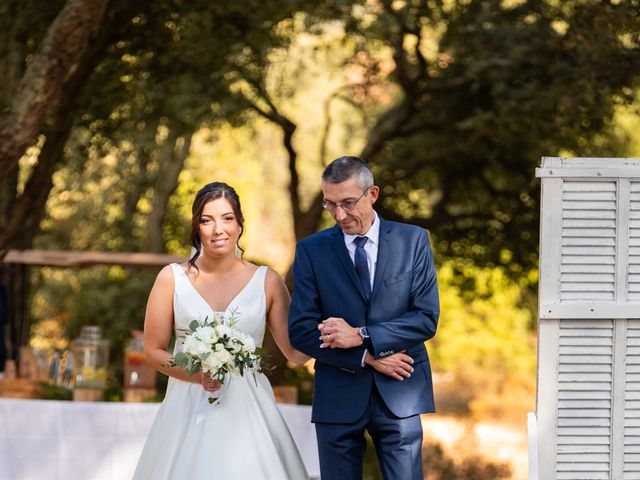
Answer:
[{"left": 422, "top": 414, "right": 530, "bottom": 480}]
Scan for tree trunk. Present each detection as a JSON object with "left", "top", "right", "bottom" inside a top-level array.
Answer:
[
  {"left": 0, "top": 0, "right": 27, "bottom": 111},
  {"left": 120, "top": 126, "right": 159, "bottom": 251},
  {"left": 146, "top": 130, "right": 193, "bottom": 253},
  {"left": 0, "top": 0, "right": 108, "bottom": 177},
  {"left": 0, "top": 4, "right": 114, "bottom": 258}
]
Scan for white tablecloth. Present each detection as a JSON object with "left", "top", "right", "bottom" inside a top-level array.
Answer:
[{"left": 0, "top": 398, "right": 319, "bottom": 480}]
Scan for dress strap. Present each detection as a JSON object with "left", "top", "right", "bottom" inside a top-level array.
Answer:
[
  {"left": 256, "top": 265, "right": 268, "bottom": 284},
  {"left": 169, "top": 263, "right": 184, "bottom": 281},
  {"left": 168, "top": 263, "right": 188, "bottom": 294}
]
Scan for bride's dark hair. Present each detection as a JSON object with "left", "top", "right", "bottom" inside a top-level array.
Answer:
[{"left": 188, "top": 182, "right": 245, "bottom": 271}]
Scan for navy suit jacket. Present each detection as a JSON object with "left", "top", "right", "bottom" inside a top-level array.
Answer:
[{"left": 289, "top": 218, "right": 440, "bottom": 423}]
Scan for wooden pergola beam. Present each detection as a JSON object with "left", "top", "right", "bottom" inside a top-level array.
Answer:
[{"left": 2, "top": 249, "right": 186, "bottom": 268}]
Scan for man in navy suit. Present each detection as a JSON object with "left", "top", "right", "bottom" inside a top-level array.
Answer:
[{"left": 289, "top": 156, "right": 440, "bottom": 479}]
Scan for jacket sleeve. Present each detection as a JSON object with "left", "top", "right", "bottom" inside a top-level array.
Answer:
[
  {"left": 367, "top": 230, "right": 440, "bottom": 359},
  {"left": 288, "top": 242, "right": 366, "bottom": 373}
]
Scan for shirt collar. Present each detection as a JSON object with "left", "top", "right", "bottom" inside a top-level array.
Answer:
[{"left": 344, "top": 212, "right": 380, "bottom": 246}]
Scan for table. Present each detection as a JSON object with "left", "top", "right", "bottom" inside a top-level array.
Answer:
[{"left": 0, "top": 398, "right": 319, "bottom": 479}]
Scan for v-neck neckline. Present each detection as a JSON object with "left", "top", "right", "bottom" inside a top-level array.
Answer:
[{"left": 178, "top": 264, "right": 261, "bottom": 314}]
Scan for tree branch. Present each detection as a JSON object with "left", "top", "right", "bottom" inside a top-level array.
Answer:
[
  {"left": 359, "top": 2, "right": 434, "bottom": 162},
  {"left": 387, "top": 131, "right": 485, "bottom": 183},
  {"left": 318, "top": 87, "right": 364, "bottom": 167},
  {"left": 234, "top": 74, "right": 304, "bottom": 232},
  {"left": 359, "top": 98, "right": 414, "bottom": 162}
]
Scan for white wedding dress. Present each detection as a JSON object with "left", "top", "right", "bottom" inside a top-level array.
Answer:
[{"left": 133, "top": 264, "right": 309, "bottom": 480}]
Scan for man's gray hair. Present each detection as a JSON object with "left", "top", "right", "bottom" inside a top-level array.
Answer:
[{"left": 322, "top": 156, "right": 374, "bottom": 189}]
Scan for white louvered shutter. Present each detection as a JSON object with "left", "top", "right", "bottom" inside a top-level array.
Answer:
[{"left": 536, "top": 158, "right": 640, "bottom": 480}]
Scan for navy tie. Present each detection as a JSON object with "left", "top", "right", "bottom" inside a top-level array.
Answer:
[{"left": 353, "top": 236, "right": 371, "bottom": 299}]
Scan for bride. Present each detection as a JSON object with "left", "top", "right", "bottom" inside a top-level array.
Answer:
[{"left": 133, "top": 182, "right": 310, "bottom": 480}]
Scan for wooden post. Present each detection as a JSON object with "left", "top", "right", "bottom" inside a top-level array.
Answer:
[
  {"left": 273, "top": 385, "right": 298, "bottom": 404},
  {"left": 72, "top": 387, "right": 104, "bottom": 402},
  {"left": 122, "top": 388, "right": 157, "bottom": 403}
]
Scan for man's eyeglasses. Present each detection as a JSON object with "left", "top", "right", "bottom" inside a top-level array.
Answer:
[{"left": 322, "top": 188, "right": 371, "bottom": 213}]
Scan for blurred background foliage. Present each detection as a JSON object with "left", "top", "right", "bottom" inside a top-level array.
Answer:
[{"left": 1, "top": 0, "right": 640, "bottom": 476}]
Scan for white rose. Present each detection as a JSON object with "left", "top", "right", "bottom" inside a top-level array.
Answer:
[
  {"left": 229, "top": 340, "right": 242, "bottom": 354},
  {"left": 194, "top": 326, "right": 217, "bottom": 345},
  {"left": 216, "top": 325, "right": 234, "bottom": 339},
  {"left": 211, "top": 343, "right": 235, "bottom": 366},
  {"left": 201, "top": 351, "right": 224, "bottom": 374},
  {"left": 241, "top": 336, "right": 255, "bottom": 354},
  {"left": 182, "top": 336, "right": 209, "bottom": 357}
]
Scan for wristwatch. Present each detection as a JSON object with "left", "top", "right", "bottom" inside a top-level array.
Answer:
[{"left": 358, "top": 326, "right": 370, "bottom": 346}]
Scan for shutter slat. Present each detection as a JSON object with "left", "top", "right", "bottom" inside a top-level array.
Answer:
[
  {"left": 561, "top": 273, "right": 616, "bottom": 284},
  {"left": 559, "top": 345, "right": 612, "bottom": 355},
  {"left": 564, "top": 191, "right": 616, "bottom": 201},
  {"left": 558, "top": 408, "right": 611, "bottom": 417},
  {"left": 563, "top": 228, "right": 616, "bottom": 238},
  {"left": 563, "top": 211, "right": 616, "bottom": 220},
  {"left": 561, "top": 292, "right": 616, "bottom": 300},
  {"left": 559, "top": 363, "right": 615, "bottom": 372},
  {"left": 562, "top": 246, "right": 616, "bottom": 256},
  {"left": 563, "top": 182, "right": 617, "bottom": 192},
  {"left": 559, "top": 374, "right": 612, "bottom": 383},
  {"left": 562, "top": 200, "right": 616, "bottom": 210},
  {"left": 558, "top": 433, "right": 611, "bottom": 443},
  {"left": 559, "top": 390, "right": 612, "bottom": 399},
  {"left": 559, "top": 337, "right": 616, "bottom": 346},
  {"left": 562, "top": 264, "right": 616, "bottom": 273},
  {"left": 560, "top": 285, "right": 615, "bottom": 294},
  {"left": 558, "top": 399, "right": 611, "bottom": 409},
  {"left": 563, "top": 219, "right": 616, "bottom": 228},
  {"left": 561, "top": 320, "right": 613, "bottom": 329},
  {"left": 557, "top": 462, "right": 610, "bottom": 471},
  {"left": 558, "top": 473, "right": 609, "bottom": 480},
  {"left": 563, "top": 256, "right": 616, "bottom": 265},
  {"left": 558, "top": 453, "right": 611, "bottom": 462},
  {"left": 562, "top": 237, "right": 616, "bottom": 246},
  {"left": 558, "top": 417, "right": 611, "bottom": 426},
  {"left": 559, "top": 355, "right": 613, "bottom": 364},
  {"left": 558, "top": 445, "right": 611, "bottom": 453}
]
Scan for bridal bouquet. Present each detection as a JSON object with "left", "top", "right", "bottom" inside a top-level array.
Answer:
[{"left": 170, "top": 310, "right": 263, "bottom": 404}]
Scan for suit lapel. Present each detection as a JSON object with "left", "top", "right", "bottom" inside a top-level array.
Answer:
[
  {"left": 371, "top": 218, "right": 391, "bottom": 299},
  {"left": 329, "top": 225, "right": 369, "bottom": 302}
]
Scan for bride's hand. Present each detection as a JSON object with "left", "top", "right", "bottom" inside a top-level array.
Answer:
[{"left": 201, "top": 371, "right": 222, "bottom": 392}]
